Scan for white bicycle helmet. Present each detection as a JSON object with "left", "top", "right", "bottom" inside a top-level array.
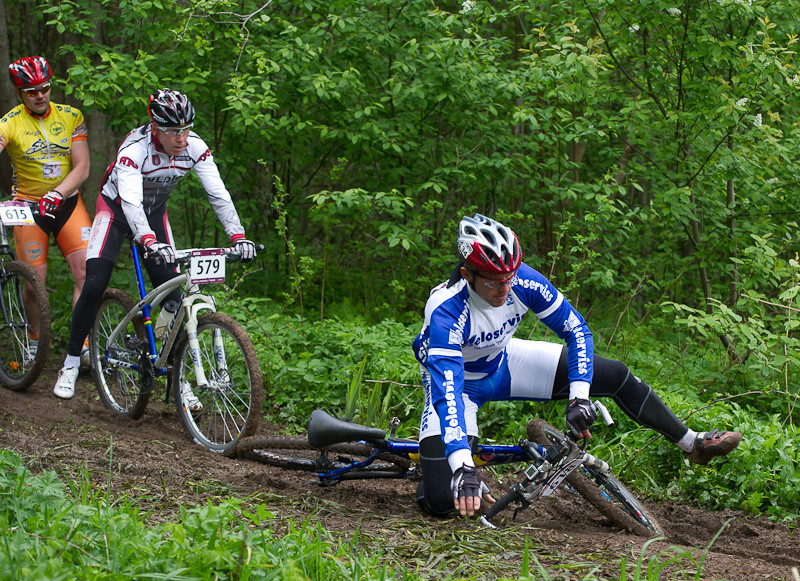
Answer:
[{"left": 457, "top": 214, "right": 522, "bottom": 275}]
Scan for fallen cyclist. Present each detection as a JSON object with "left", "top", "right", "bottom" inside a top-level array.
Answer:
[{"left": 412, "top": 214, "right": 742, "bottom": 517}]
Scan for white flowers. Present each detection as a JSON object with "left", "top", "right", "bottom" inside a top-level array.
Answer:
[
  {"left": 736, "top": 97, "right": 748, "bottom": 107},
  {"left": 461, "top": 0, "right": 475, "bottom": 13},
  {"left": 629, "top": 24, "right": 640, "bottom": 33},
  {"left": 667, "top": 7, "right": 682, "bottom": 16},
  {"left": 753, "top": 113, "right": 763, "bottom": 127}
]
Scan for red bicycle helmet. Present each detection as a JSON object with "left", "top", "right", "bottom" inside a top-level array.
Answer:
[
  {"left": 457, "top": 214, "right": 522, "bottom": 275},
  {"left": 8, "top": 56, "right": 52, "bottom": 88}
]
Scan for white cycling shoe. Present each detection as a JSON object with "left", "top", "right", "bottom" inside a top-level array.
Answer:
[{"left": 54, "top": 367, "right": 79, "bottom": 399}]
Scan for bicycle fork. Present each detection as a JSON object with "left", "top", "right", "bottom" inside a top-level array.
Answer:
[{"left": 182, "top": 297, "right": 228, "bottom": 389}]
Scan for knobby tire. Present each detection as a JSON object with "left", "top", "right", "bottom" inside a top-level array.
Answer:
[
  {"left": 236, "top": 435, "right": 411, "bottom": 479},
  {"left": 526, "top": 419, "right": 661, "bottom": 537},
  {"left": 0, "top": 260, "right": 51, "bottom": 391},
  {"left": 90, "top": 288, "right": 152, "bottom": 419},
  {"left": 172, "top": 312, "right": 263, "bottom": 454}
]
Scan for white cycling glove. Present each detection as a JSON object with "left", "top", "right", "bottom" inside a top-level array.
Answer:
[
  {"left": 141, "top": 235, "right": 176, "bottom": 265},
  {"left": 231, "top": 235, "right": 256, "bottom": 262}
]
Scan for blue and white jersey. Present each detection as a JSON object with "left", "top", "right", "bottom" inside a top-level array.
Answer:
[{"left": 413, "top": 262, "right": 594, "bottom": 460}]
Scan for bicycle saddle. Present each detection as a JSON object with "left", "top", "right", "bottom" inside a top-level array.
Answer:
[{"left": 307, "top": 409, "right": 387, "bottom": 449}]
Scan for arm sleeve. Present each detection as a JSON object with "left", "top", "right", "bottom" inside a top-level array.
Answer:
[
  {"left": 192, "top": 145, "right": 245, "bottom": 239},
  {"left": 421, "top": 299, "right": 473, "bottom": 464},
  {"left": 515, "top": 264, "right": 594, "bottom": 398},
  {"left": 115, "top": 148, "right": 154, "bottom": 244}
]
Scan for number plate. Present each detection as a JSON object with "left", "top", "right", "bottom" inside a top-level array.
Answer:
[
  {"left": 0, "top": 201, "right": 35, "bottom": 226},
  {"left": 189, "top": 249, "right": 226, "bottom": 284}
]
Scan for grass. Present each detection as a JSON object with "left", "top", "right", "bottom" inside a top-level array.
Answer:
[{"left": 0, "top": 447, "right": 734, "bottom": 581}]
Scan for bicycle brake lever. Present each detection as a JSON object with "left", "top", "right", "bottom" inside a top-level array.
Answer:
[{"left": 593, "top": 400, "right": 614, "bottom": 426}]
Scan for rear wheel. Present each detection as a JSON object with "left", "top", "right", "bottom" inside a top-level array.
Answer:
[
  {"left": 90, "top": 289, "right": 152, "bottom": 419},
  {"left": 236, "top": 435, "right": 410, "bottom": 480},
  {"left": 172, "top": 312, "right": 263, "bottom": 454},
  {"left": 527, "top": 419, "right": 661, "bottom": 537},
  {"left": 0, "top": 260, "right": 51, "bottom": 391}
]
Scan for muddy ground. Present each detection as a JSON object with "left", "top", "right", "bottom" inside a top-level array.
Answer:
[{"left": 0, "top": 367, "right": 797, "bottom": 580}]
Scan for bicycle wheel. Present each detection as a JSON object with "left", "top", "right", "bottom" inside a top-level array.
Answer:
[
  {"left": 172, "top": 312, "right": 263, "bottom": 454},
  {"left": 527, "top": 419, "right": 661, "bottom": 537},
  {"left": 90, "top": 288, "right": 153, "bottom": 419},
  {"left": 0, "top": 260, "right": 51, "bottom": 391},
  {"left": 236, "top": 435, "right": 411, "bottom": 479}
]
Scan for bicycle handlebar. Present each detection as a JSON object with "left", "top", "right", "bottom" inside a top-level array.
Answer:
[
  {"left": 481, "top": 483, "right": 525, "bottom": 527},
  {"left": 143, "top": 243, "right": 265, "bottom": 264}
]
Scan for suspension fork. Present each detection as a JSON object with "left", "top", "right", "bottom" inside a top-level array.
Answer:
[{"left": 183, "top": 293, "right": 216, "bottom": 388}]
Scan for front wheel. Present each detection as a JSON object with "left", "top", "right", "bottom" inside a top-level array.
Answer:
[
  {"left": 90, "top": 289, "right": 152, "bottom": 419},
  {"left": 172, "top": 312, "right": 263, "bottom": 454},
  {"left": 527, "top": 419, "right": 661, "bottom": 537},
  {"left": 0, "top": 260, "right": 51, "bottom": 391}
]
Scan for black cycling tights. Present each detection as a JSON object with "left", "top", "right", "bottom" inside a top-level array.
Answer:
[
  {"left": 67, "top": 257, "right": 181, "bottom": 356},
  {"left": 416, "top": 352, "right": 688, "bottom": 517}
]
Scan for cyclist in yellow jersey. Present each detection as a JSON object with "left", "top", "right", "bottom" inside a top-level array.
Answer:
[{"left": 0, "top": 56, "right": 92, "bottom": 367}]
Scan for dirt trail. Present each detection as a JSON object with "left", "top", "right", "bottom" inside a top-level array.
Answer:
[{"left": 1, "top": 367, "right": 797, "bottom": 580}]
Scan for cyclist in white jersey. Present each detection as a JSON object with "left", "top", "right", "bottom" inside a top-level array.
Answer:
[
  {"left": 52, "top": 89, "right": 256, "bottom": 399},
  {"left": 413, "top": 214, "right": 742, "bottom": 517}
]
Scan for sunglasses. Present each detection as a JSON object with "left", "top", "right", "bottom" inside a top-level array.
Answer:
[
  {"left": 21, "top": 83, "right": 50, "bottom": 96},
  {"left": 472, "top": 270, "right": 518, "bottom": 290},
  {"left": 157, "top": 125, "right": 193, "bottom": 136}
]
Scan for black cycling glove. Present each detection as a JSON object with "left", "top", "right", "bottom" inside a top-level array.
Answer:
[
  {"left": 565, "top": 398, "right": 597, "bottom": 437},
  {"left": 451, "top": 464, "right": 490, "bottom": 501}
]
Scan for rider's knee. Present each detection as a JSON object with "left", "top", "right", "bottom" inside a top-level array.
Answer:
[{"left": 416, "top": 480, "right": 454, "bottom": 518}]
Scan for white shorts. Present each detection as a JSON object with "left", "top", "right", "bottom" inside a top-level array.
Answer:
[{"left": 419, "top": 339, "right": 563, "bottom": 440}]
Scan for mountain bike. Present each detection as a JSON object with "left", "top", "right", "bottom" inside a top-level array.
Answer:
[
  {"left": 88, "top": 237, "right": 264, "bottom": 453},
  {"left": 235, "top": 403, "right": 661, "bottom": 537},
  {"left": 0, "top": 200, "right": 51, "bottom": 391}
]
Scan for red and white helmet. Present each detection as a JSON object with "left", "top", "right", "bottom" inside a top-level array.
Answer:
[
  {"left": 8, "top": 56, "right": 52, "bottom": 88},
  {"left": 457, "top": 214, "right": 522, "bottom": 275}
]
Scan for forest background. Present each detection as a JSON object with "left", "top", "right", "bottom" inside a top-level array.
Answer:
[{"left": 1, "top": 0, "right": 799, "bottom": 532}]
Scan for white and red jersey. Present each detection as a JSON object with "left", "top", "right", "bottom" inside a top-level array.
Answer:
[{"left": 99, "top": 124, "right": 244, "bottom": 244}]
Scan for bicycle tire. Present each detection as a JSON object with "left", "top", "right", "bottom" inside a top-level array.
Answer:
[
  {"left": 172, "top": 312, "right": 263, "bottom": 454},
  {"left": 90, "top": 288, "right": 152, "bottom": 419},
  {"left": 526, "top": 419, "right": 661, "bottom": 537},
  {"left": 0, "top": 260, "right": 51, "bottom": 391},
  {"left": 236, "top": 435, "right": 411, "bottom": 478}
]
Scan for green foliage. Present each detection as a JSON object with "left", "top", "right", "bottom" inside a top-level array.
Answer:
[
  {"left": 0, "top": 450, "right": 406, "bottom": 579},
  {"left": 5, "top": 0, "right": 800, "bottom": 526},
  {"left": 228, "top": 295, "right": 421, "bottom": 433}
]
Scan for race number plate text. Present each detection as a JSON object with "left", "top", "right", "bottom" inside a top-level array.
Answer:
[
  {"left": 0, "top": 201, "right": 35, "bottom": 226},
  {"left": 189, "top": 249, "right": 226, "bottom": 284}
]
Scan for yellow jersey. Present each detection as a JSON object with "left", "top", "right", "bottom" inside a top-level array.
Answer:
[{"left": 0, "top": 102, "right": 88, "bottom": 202}]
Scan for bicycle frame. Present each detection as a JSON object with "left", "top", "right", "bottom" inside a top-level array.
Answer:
[
  {"left": 100, "top": 241, "right": 218, "bottom": 386},
  {"left": 0, "top": 217, "right": 16, "bottom": 321},
  {"left": 305, "top": 409, "right": 544, "bottom": 483}
]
